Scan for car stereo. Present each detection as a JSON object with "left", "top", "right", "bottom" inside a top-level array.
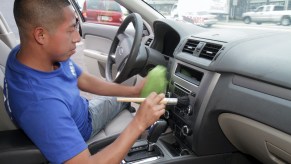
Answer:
[{"left": 165, "top": 59, "right": 220, "bottom": 153}]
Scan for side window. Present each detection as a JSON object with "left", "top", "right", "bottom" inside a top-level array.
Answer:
[
  {"left": 79, "top": 0, "right": 129, "bottom": 26},
  {"left": 274, "top": 6, "right": 284, "bottom": 11},
  {"left": 265, "top": 6, "right": 271, "bottom": 11},
  {"left": 256, "top": 7, "right": 263, "bottom": 12}
]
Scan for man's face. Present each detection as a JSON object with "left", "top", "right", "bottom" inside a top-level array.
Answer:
[{"left": 45, "top": 5, "right": 81, "bottom": 62}]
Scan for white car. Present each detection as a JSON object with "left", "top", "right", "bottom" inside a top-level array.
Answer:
[
  {"left": 170, "top": 3, "right": 218, "bottom": 27},
  {"left": 242, "top": 5, "right": 291, "bottom": 26}
]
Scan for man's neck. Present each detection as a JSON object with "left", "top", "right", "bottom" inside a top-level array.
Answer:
[{"left": 17, "top": 45, "right": 58, "bottom": 72}]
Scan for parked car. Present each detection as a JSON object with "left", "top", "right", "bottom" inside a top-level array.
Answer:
[
  {"left": 242, "top": 5, "right": 291, "bottom": 26},
  {"left": 82, "top": 0, "right": 123, "bottom": 26},
  {"left": 170, "top": 3, "right": 218, "bottom": 27}
]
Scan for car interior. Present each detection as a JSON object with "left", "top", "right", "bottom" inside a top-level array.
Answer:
[
  {"left": 0, "top": 9, "right": 134, "bottom": 164},
  {"left": 1, "top": 0, "right": 291, "bottom": 164},
  {"left": 0, "top": 36, "right": 134, "bottom": 163}
]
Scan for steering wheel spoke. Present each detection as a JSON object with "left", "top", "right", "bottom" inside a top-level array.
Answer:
[
  {"left": 117, "top": 33, "right": 126, "bottom": 42},
  {"left": 117, "top": 58, "right": 127, "bottom": 71},
  {"left": 109, "top": 53, "right": 116, "bottom": 63}
]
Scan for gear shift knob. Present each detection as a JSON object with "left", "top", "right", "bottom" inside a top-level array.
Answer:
[{"left": 147, "top": 119, "right": 167, "bottom": 151}]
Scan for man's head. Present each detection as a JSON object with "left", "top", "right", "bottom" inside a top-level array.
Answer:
[
  {"left": 14, "top": 0, "right": 71, "bottom": 39},
  {"left": 14, "top": 0, "right": 81, "bottom": 62}
]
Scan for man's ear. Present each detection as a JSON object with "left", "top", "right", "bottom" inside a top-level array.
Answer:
[{"left": 33, "top": 27, "right": 46, "bottom": 45}]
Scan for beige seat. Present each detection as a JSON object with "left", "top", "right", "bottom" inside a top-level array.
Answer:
[
  {"left": 0, "top": 39, "right": 134, "bottom": 163},
  {"left": 0, "top": 41, "right": 17, "bottom": 131}
]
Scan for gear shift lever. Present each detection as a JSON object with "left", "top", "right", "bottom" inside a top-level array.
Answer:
[
  {"left": 147, "top": 119, "right": 167, "bottom": 151},
  {"left": 124, "top": 120, "right": 167, "bottom": 163}
]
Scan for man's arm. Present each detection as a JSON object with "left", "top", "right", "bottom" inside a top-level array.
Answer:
[
  {"left": 65, "top": 93, "right": 166, "bottom": 164},
  {"left": 77, "top": 72, "right": 145, "bottom": 97}
]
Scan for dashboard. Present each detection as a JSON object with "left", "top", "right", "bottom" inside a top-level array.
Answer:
[{"left": 144, "top": 19, "right": 291, "bottom": 163}]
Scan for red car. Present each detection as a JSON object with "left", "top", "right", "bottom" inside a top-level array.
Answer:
[{"left": 82, "top": 0, "right": 123, "bottom": 26}]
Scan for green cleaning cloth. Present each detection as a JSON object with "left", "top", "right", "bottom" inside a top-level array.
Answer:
[{"left": 140, "top": 65, "right": 168, "bottom": 98}]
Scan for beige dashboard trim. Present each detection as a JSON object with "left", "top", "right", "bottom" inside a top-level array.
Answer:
[{"left": 218, "top": 113, "right": 291, "bottom": 164}]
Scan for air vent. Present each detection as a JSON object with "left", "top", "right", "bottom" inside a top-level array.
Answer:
[
  {"left": 145, "top": 38, "right": 153, "bottom": 46},
  {"left": 182, "top": 39, "right": 200, "bottom": 54},
  {"left": 200, "top": 43, "right": 222, "bottom": 60}
]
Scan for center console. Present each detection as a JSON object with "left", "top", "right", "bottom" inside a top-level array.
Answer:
[
  {"left": 166, "top": 59, "right": 220, "bottom": 154},
  {"left": 122, "top": 59, "right": 222, "bottom": 163}
]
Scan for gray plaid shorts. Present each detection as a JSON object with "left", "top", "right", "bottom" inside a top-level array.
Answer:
[{"left": 88, "top": 96, "right": 127, "bottom": 138}]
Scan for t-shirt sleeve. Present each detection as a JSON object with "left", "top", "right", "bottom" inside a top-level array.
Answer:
[{"left": 19, "top": 99, "right": 88, "bottom": 163}]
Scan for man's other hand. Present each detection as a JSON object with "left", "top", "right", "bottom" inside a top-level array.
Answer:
[
  {"left": 134, "top": 92, "right": 166, "bottom": 131},
  {"left": 133, "top": 77, "right": 146, "bottom": 97}
]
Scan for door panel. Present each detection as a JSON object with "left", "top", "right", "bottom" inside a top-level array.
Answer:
[
  {"left": 77, "top": 0, "right": 141, "bottom": 85},
  {"left": 81, "top": 23, "right": 136, "bottom": 85},
  {"left": 82, "top": 29, "right": 116, "bottom": 79}
]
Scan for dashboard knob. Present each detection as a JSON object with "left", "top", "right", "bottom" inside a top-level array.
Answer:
[
  {"left": 186, "top": 105, "right": 193, "bottom": 116},
  {"left": 164, "top": 110, "right": 170, "bottom": 119},
  {"left": 166, "top": 92, "right": 172, "bottom": 98},
  {"left": 181, "top": 125, "right": 192, "bottom": 136}
]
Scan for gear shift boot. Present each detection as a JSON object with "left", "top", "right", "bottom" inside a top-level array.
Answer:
[
  {"left": 124, "top": 120, "right": 167, "bottom": 163},
  {"left": 124, "top": 144, "right": 162, "bottom": 162}
]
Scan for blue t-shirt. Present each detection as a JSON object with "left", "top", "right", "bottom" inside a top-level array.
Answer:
[{"left": 3, "top": 45, "right": 92, "bottom": 163}]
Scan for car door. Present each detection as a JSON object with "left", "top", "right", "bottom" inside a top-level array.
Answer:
[
  {"left": 261, "top": 5, "right": 272, "bottom": 22},
  {"left": 252, "top": 6, "right": 264, "bottom": 22},
  {"left": 72, "top": 0, "right": 137, "bottom": 84}
]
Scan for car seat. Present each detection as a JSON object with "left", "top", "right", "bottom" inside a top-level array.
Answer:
[{"left": 0, "top": 39, "right": 134, "bottom": 163}]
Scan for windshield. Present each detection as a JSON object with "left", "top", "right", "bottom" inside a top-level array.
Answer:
[{"left": 143, "top": 0, "right": 291, "bottom": 29}]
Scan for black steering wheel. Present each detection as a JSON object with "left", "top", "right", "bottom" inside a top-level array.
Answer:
[{"left": 106, "top": 13, "right": 143, "bottom": 83}]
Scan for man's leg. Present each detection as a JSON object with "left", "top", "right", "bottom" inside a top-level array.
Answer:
[{"left": 88, "top": 96, "right": 129, "bottom": 138}]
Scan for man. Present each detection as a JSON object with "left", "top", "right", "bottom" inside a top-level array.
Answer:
[{"left": 4, "top": 0, "right": 165, "bottom": 163}]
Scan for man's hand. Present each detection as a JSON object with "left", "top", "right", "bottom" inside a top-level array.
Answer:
[
  {"left": 133, "top": 92, "right": 166, "bottom": 131},
  {"left": 133, "top": 78, "right": 146, "bottom": 97},
  {"left": 78, "top": 72, "right": 148, "bottom": 97},
  {"left": 65, "top": 92, "right": 165, "bottom": 164}
]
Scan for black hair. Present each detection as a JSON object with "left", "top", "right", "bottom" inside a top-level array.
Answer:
[{"left": 13, "top": 0, "right": 71, "bottom": 39}]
